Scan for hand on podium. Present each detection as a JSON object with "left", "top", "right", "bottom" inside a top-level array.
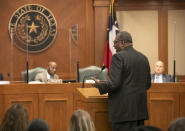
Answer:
[
  {"left": 91, "top": 77, "right": 109, "bottom": 95},
  {"left": 91, "top": 77, "right": 100, "bottom": 88}
]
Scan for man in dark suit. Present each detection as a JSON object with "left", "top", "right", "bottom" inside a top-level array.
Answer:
[
  {"left": 0, "top": 73, "right": 3, "bottom": 80},
  {"left": 92, "top": 31, "right": 151, "bottom": 131},
  {"left": 151, "top": 60, "right": 173, "bottom": 83}
]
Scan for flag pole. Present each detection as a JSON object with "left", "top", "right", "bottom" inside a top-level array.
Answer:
[{"left": 104, "top": 0, "right": 119, "bottom": 72}]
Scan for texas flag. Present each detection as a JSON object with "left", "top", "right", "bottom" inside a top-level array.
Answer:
[{"left": 104, "top": 0, "right": 119, "bottom": 71}]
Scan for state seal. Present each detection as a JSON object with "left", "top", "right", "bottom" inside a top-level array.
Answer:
[{"left": 9, "top": 4, "right": 57, "bottom": 53}]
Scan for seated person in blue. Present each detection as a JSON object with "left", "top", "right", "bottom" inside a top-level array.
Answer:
[
  {"left": 151, "top": 60, "right": 173, "bottom": 83},
  {"left": 34, "top": 61, "right": 61, "bottom": 83}
]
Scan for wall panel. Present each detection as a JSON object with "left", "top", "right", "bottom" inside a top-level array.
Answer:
[
  {"left": 1, "top": 0, "right": 185, "bottom": 81},
  {"left": 0, "top": 0, "right": 94, "bottom": 81},
  {"left": 148, "top": 92, "right": 179, "bottom": 130},
  {"left": 3, "top": 94, "right": 38, "bottom": 120},
  {"left": 39, "top": 95, "right": 69, "bottom": 131}
]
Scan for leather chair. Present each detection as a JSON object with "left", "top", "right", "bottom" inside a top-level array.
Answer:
[
  {"left": 21, "top": 67, "right": 46, "bottom": 82},
  {"left": 78, "top": 65, "right": 108, "bottom": 82},
  {"left": 0, "top": 73, "right": 3, "bottom": 80}
]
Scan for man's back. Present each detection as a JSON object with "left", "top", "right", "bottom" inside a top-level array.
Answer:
[
  {"left": 92, "top": 31, "right": 152, "bottom": 131},
  {"left": 108, "top": 46, "right": 151, "bottom": 122},
  {"left": 116, "top": 46, "right": 151, "bottom": 90}
]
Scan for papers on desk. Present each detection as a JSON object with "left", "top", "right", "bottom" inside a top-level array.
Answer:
[
  {"left": 28, "top": 81, "right": 44, "bottom": 84},
  {"left": 0, "top": 81, "right": 10, "bottom": 84},
  {"left": 85, "top": 80, "right": 95, "bottom": 83},
  {"left": 28, "top": 79, "right": 63, "bottom": 84}
]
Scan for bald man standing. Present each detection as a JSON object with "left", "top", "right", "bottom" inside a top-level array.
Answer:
[{"left": 151, "top": 60, "right": 173, "bottom": 83}]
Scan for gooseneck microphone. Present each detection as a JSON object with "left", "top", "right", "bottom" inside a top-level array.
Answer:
[
  {"left": 77, "top": 61, "right": 80, "bottom": 82},
  {"left": 82, "top": 65, "right": 106, "bottom": 88}
]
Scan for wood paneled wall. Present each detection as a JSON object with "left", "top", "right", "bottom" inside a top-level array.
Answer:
[
  {"left": 0, "top": 0, "right": 94, "bottom": 81},
  {"left": 94, "top": 0, "right": 185, "bottom": 74},
  {"left": 0, "top": 0, "right": 185, "bottom": 81}
]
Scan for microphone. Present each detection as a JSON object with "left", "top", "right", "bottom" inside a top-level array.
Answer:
[
  {"left": 26, "top": 24, "right": 29, "bottom": 83},
  {"left": 82, "top": 65, "right": 106, "bottom": 88},
  {"left": 77, "top": 61, "right": 80, "bottom": 82},
  {"left": 101, "top": 65, "right": 106, "bottom": 71}
]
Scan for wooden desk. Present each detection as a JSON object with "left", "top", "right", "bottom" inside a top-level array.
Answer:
[
  {"left": 147, "top": 83, "right": 185, "bottom": 130},
  {"left": 0, "top": 83, "right": 81, "bottom": 131},
  {"left": 0, "top": 83, "right": 185, "bottom": 131}
]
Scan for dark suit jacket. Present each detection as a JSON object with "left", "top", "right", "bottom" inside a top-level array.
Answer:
[
  {"left": 0, "top": 73, "right": 3, "bottom": 80},
  {"left": 151, "top": 74, "right": 173, "bottom": 82},
  {"left": 96, "top": 46, "right": 151, "bottom": 123}
]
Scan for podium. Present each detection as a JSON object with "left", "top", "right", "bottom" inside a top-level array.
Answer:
[
  {"left": 76, "top": 83, "right": 185, "bottom": 131},
  {"left": 76, "top": 88, "right": 112, "bottom": 131}
]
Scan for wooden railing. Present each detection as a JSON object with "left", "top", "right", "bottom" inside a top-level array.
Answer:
[{"left": 0, "top": 82, "right": 185, "bottom": 131}]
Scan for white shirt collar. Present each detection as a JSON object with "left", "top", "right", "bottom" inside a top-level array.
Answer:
[
  {"left": 154, "top": 74, "right": 163, "bottom": 83},
  {"left": 46, "top": 71, "right": 51, "bottom": 79}
]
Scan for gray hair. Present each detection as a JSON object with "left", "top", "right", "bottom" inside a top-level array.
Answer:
[
  {"left": 168, "top": 117, "right": 185, "bottom": 131},
  {"left": 117, "top": 31, "right": 133, "bottom": 43}
]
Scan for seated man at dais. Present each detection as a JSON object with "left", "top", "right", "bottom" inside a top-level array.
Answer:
[
  {"left": 35, "top": 61, "right": 62, "bottom": 83},
  {"left": 151, "top": 60, "right": 173, "bottom": 83}
]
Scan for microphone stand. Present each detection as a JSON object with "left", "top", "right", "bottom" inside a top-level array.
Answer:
[
  {"left": 82, "top": 66, "right": 106, "bottom": 88},
  {"left": 82, "top": 77, "right": 86, "bottom": 88},
  {"left": 173, "top": 21, "right": 176, "bottom": 82},
  {"left": 77, "top": 61, "right": 79, "bottom": 82},
  {"left": 26, "top": 24, "right": 29, "bottom": 83},
  {"left": 10, "top": 28, "right": 14, "bottom": 82},
  {"left": 173, "top": 60, "right": 176, "bottom": 82}
]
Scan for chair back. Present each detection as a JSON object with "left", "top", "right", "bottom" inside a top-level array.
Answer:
[
  {"left": 79, "top": 65, "right": 108, "bottom": 82},
  {"left": 21, "top": 67, "right": 46, "bottom": 82},
  {"left": 0, "top": 73, "right": 3, "bottom": 80}
]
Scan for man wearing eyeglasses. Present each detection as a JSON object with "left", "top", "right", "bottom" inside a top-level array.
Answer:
[{"left": 92, "top": 31, "right": 151, "bottom": 131}]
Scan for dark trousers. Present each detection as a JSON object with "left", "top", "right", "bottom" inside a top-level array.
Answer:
[{"left": 112, "top": 120, "right": 144, "bottom": 131}]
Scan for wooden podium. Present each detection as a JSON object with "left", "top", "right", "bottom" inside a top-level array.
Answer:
[
  {"left": 76, "top": 88, "right": 112, "bottom": 131},
  {"left": 76, "top": 83, "right": 185, "bottom": 131}
]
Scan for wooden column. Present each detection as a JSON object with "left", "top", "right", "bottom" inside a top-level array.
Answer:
[
  {"left": 94, "top": 0, "right": 110, "bottom": 66},
  {"left": 158, "top": 7, "right": 168, "bottom": 73}
]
